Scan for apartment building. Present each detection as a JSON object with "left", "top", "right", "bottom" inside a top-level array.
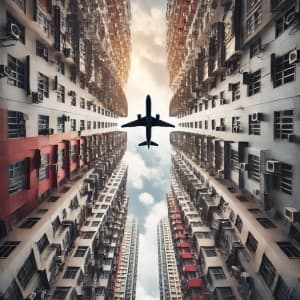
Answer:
[
  {"left": 167, "top": 0, "right": 300, "bottom": 299},
  {"left": 0, "top": 0, "right": 131, "bottom": 235},
  {"left": 114, "top": 216, "right": 138, "bottom": 300},
  {"left": 0, "top": 0, "right": 132, "bottom": 299},
  {"left": 158, "top": 217, "right": 183, "bottom": 300}
]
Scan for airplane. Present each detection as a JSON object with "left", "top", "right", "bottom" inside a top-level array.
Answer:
[{"left": 121, "top": 95, "right": 175, "bottom": 149}]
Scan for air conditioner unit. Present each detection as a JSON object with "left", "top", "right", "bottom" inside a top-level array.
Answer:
[
  {"left": 0, "top": 65, "right": 12, "bottom": 78},
  {"left": 32, "top": 92, "right": 43, "bottom": 103},
  {"left": 239, "top": 163, "right": 249, "bottom": 172},
  {"left": 216, "top": 126, "right": 225, "bottom": 131},
  {"left": 288, "top": 134, "right": 296, "bottom": 143},
  {"left": 252, "top": 112, "right": 263, "bottom": 122},
  {"left": 284, "top": 207, "right": 300, "bottom": 223},
  {"left": 63, "top": 48, "right": 71, "bottom": 57},
  {"left": 289, "top": 49, "right": 300, "bottom": 64},
  {"left": 266, "top": 160, "right": 281, "bottom": 173},
  {"left": 6, "top": 22, "right": 20, "bottom": 40}
]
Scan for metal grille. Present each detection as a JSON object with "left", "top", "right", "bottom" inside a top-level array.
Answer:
[
  {"left": 38, "top": 73, "right": 49, "bottom": 97},
  {"left": 248, "top": 154, "right": 260, "bottom": 182},
  {"left": 274, "top": 110, "right": 293, "bottom": 139},
  {"left": 275, "top": 8, "right": 297, "bottom": 37},
  {"left": 248, "top": 115, "right": 261, "bottom": 135},
  {"left": 8, "top": 111, "right": 25, "bottom": 138},
  {"left": 7, "top": 55, "right": 25, "bottom": 89},
  {"left": 39, "top": 154, "right": 49, "bottom": 181},
  {"left": 232, "top": 83, "right": 240, "bottom": 101},
  {"left": 280, "top": 163, "right": 293, "bottom": 195},
  {"left": 246, "top": 5, "right": 262, "bottom": 36},
  {"left": 8, "top": 160, "right": 25, "bottom": 194},
  {"left": 57, "top": 84, "right": 65, "bottom": 102},
  {"left": 38, "top": 115, "right": 49, "bottom": 133},
  {"left": 274, "top": 53, "right": 296, "bottom": 87},
  {"left": 248, "top": 70, "right": 261, "bottom": 96},
  {"left": 230, "top": 150, "right": 239, "bottom": 171}
]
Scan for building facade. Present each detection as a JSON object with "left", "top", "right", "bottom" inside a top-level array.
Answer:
[
  {"left": 157, "top": 217, "right": 183, "bottom": 300},
  {"left": 166, "top": 0, "right": 300, "bottom": 299},
  {"left": 0, "top": 0, "right": 131, "bottom": 235},
  {"left": 114, "top": 216, "right": 138, "bottom": 300},
  {"left": 0, "top": 0, "right": 132, "bottom": 299}
]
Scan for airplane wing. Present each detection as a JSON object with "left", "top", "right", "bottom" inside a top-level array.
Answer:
[
  {"left": 121, "top": 117, "right": 146, "bottom": 127},
  {"left": 151, "top": 118, "right": 175, "bottom": 127}
]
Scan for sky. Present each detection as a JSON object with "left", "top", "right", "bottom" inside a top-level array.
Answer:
[{"left": 119, "top": 0, "right": 175, "bottom": 298}]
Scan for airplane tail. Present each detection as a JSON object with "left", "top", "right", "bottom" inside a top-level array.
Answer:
[{"left": 138, "top": 141, "right": 158, "bottom": 147}]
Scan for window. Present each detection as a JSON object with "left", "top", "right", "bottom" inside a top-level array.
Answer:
[
  {"left": 211, "top": 119, "right": 216, "bottom": 130},
  {"left": 3, "top": 279, "right": 23, "bottom": 300},
  {"left": 195, "top": 232, "right": 210, "bottom": 239},
  {"left": 230, "top": 150, "right": 239, "bottom": 171},
  {"left": 80, "top": 120, "right": 85, "bottom": 130},
  {"left": 248, "top": 208, "right": 262, "bottom": 214},
  {"left": 20, "top": 217, "right": 40, "bottom": 228},
  {"left": 9, "top": 160, "right": 26, "bottom": 194},
  {"left": 69, "top": 145, "right": 76, "bottom": 162},
  {"left": 93, "top": 121, "right": 96, "bottom": 129},
  {"left": 280, "top": 163, "right": 293, "bottom": 195},
  {"left": 37, "top": 9, "right": 50, "bottom": 35},
  {"left": 248, "top": 154, "right": 260, "bottom": 182},
  {"left": 53, "top": 287, "right": 71, "bottom": 299},
  {"left": 8, "top": 111, "right": 26, "bottom": 138},
  {"left": 256, "top": 218, "right": 276, "bottom": 229},
  {"left": 87, "top": 101, "right": 92, "bottom": 110},
  {"left": 91, "top": 221, "right": 100, "bottom": 227},
  {"left": 274, "top": 276, "right": 289, "bottom": 300},
  {"left": 232, "top": 116, "right": 240, "bottom": 133},
  {"left": 248, "top": 115, "right": 261, "bottom": 135},
  {"left": 0, "top": 241, "right": 20, "bottom": 258},
  {"left": 57, "top": 149, "right": 64, "bottom": 170},
  {"left": 38, "top": 115, "right": 49, "bottom": 134},
  {"left": 246, "top": 5, "right": 262, "bottom": 36},
  {"left": 87, "top": 121, "right": 91, "bottom": 130},
  {"left": 56, "top": 59, "right": 65, "bottom": 75},
  {"left": 57, "top": 117, "right": 65, "bottom": 133},
  {"left": 81, "top": 231, "right": 95, "bottom": 239},
  {"left": 259, "top": 254, "right": 276, "bottom": 287},
  {"left": 277, "top": 242, "right": 300, "bottom": 258},
  {"left": 216, "top": 287, "right": 236, "bottom": 300},
  {"left": 17, "top": 252, "right": 37, "bottom": 289},
  {"left": 71, "top": 119, "right": 76, "bottom": 131},
  {"left": 209, "top": 267, "right": 226, "bottom": 279},
  {"left": 36, "top": 41, "right": 48, "bottom": 60},
  {"left": 63, "top": 266, "right": 79, "bottom": 279},
  {"left": 235, "top": 215, "right": 243, "bottom": 233},
  {"left": 275, "top": 8, "right": 297, "bottom": 38},
  {"left": 74, "top": 246, "right": 88, "bottom": 257},
  {"left": 39, "top": 154, "right": 49, "bottom": 181},
  {"left": 57, "top": 84, "right": 65, "bottom": 102},
  {"left": 36, "top": 233, "right": 49, "bottom": 253},
  {"left": 7, "top": 12, "right": 25, "bottom": 44},
  {"left": 274, "top": 52, "right": 296, "bottom": 87},
  {"left": 204, "top": 248, "right": 217, "bottom": 257},
  {"left": 274, "top": 110, "right": 294, "bottom": 139},
  {"left": 7, "top": 55, "right": 25, "bottom": 89},
  {"left": 250, "top": 38, "right": 261, "bottom": 58},
  {"left": 248, "top": 70, "right": 261, "bottom": 96},
  {"left": 38, "top": 72, "right": 49, "bottom": 98},
  {"left": 232, "top": 83, "right": 240, "bottom": 101},
  {"left": 80, "top": 98, "right": 85, "bottom": 109},
  {"left": 51, "top": 217, "right": 60, "bottom": 233},
  {"left": 205, "top": 120, "right": 208, "bottom": 129},
  {"left": 246, "top": 232, "right": 258, "bottom": 254}
]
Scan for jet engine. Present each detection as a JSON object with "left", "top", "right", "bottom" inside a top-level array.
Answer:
[
  {"left": 137, "top": 114, "right": 141, "bottom": 119},
  {"left": 156, "top": 114, "right": 160, "bottom": 120}
]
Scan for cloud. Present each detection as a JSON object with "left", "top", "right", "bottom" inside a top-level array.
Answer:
[
  {"left": 124, "top": 150, "right": 161, "bottom": 190},
  {"left": 136, "top": 200, "right": 168, "bottom": 299},
  {"left": 138, "top": 192, "right": 155, "bottom": 206}
]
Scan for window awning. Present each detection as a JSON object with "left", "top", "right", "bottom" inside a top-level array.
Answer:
[
  {"left": 184, "top": 265, "right": 198, "bottom": 272},
  {"left": 178, "top": 242, "right": 191, "bottom": 248},
  {"left": 181, "top": 253, "right": 193, "bottom": 259},
  {"left": 175, "top": 225, "right": 184, "bottom": 231},
  {"left": 188, "top": 279, "right": 203, "bottom": 288}
]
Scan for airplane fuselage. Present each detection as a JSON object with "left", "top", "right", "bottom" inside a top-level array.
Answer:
[{"left": 145, "top": 96, "right": 152, "bottom": 148}]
